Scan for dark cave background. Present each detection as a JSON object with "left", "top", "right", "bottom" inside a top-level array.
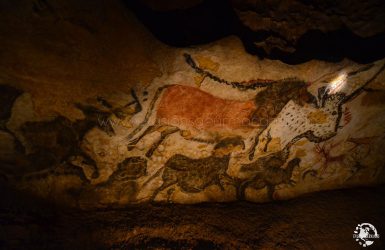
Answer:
[{"left": 125, "top": 0, "right": 385, "bottom": 64}]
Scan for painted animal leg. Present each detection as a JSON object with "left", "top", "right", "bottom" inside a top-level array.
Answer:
[
  {"left": 187, "top": 136, "right": 216, "bottom": 144},
  {"left": 289, "top": 180, "right": 296, "bottom": 187},
  {"left": 215, "top": 175, "right": 225, "bottom": 191},
  {"left": 301, "top": 169, "right": 319, "bottom": 180},
  {"left": 248, "top": 137, "right": 258, "bottom": 160},
  {"left": 237, "top": 177, "right": 259, "bottom": 200},
  {"left": 74, "top": 151, "right": 99, "bottom": 179},
  {"left": 248, "top": 130, "right": 265, "bottom": 160},
  {"left": 263, "top": 129, "right": 272, "bottom": 152},
  {"left": 284, "top": 158, "right": 300, "bottom": 186},
  {"left": 220, "top": 172, "right": 236, "bottom": 186},
  {"left": 150, "top": 179, "right": 177, "bottom": 202},
  {"left": 127, "top": 125, "right": 157, "bottom": 150},
  {"left": 166, "top": 188, "right": 175, "bottom": 203},
  {"left": 146, "top": 127, "right": 179, "bottom": 157}
]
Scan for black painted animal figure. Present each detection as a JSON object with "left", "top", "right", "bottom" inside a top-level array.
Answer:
[
  {"left": 142, "top": 137, "right": 245, "bottom": 202},
  {"left": 236, "top": 132, "right": 307, "bottom": 200},
  {"left": 75, "top": 89, "right": 143, "bottom": 137},
  {"left": 20, "top": 116, "right": 100, "bottom": 179},
  {"left": 80, "top": 157, "right": 147, "bottom": 206},
  {"left": 238, "top": 155, "right": 300, "bottom": 201}
]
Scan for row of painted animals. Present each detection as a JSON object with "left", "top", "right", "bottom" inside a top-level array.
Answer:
[
  {"left": 2, "top": 53, "right": 383, "bottom": 204},
  {"left": 126, "top": 54, "right": 385, "bottom": 162},
  {"left": 121, "top": 55, "right": 384, "bottom": 202},
  {"left": 140, "top": 132, "right": 312, "bottom": 202},
  {"left": 141, "top": 137, "right": 244, "bottom": 201},
  {"left": 139, "top": 129, "right": 378, "bottom": 202}
]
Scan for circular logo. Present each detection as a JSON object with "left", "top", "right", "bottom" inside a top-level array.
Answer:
[{"left": 353, "top": 223, "right": 380, "bottom": 247}]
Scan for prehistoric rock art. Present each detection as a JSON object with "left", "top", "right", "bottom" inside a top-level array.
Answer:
[
  {"left": 80, "top": 157, "right": 147, "bottom": 205},
  {"left": 127, "top": 84, "right": 258, "bottom": 156},
  {"left": 18, "top": 116, "right": 98, "bottom": 180},
  {"left": 127, "top": 54, "right": 315, "bottom": 159},
  {"left": 1, "top": 51, "right": 385, "bottom": 205},
  {"left": 128, "top": 54, "right": 385, "bottom": 163},
  {"left": 307, "top": 136, "right": 379, "bottom": 181},
  {"left": 239, "top": 157, "right": 301, "bottom": 201},
  {"left": 121, "top": 53, "right": 385, "bottom": 203},
  {"left": 143, "top": 137, "right": 244, "bottom": 201},
  {"left": 237, "top": 131, "right": 307, "bottom": 200}
]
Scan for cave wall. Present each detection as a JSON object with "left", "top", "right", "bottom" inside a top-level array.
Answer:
[{"left": 1, "top": 0, "right": 385, "bottom": 208}]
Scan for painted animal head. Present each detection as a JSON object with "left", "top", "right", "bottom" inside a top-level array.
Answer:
[
  {"left": 316, "top": 60, "right": 384, "bottom": 103},
  {"left": 250, "top": 79, "right": 316, "bottom": 126},
  {"left": 213, "top": 136, "right": 245, "bottom": 157},
  {"left": 309, "top": 59, "right": 385, "bottom": 134}
]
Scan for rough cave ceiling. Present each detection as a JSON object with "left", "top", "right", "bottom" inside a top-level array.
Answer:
[
  {"left": 0, "top": 0, "right": 385, "bottom": 208},
  {"left": 128, "top": 0, "right": 385, "bottom": 63}
]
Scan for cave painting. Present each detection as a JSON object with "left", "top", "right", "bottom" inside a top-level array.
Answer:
[
  {"left": 116, "top": 54, "right": 384, "bottom": 202},
  {"left": 1, "top": 52, "right": 385, "bottom": 206},
  {"left": 143, "top": 137, "right": 244, "bottom": 202}
]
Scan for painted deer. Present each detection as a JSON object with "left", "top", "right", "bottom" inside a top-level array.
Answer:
[{"left": 126, "top": 54, "right": 385, "bottom": 160}]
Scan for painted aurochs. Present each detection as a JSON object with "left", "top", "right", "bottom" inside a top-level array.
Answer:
[
  {"left": 127, "top": 54, "right": 385, "bottom": 161},
  {"left": 121, "top": 54, "right": 384, "bottom": 202},
  {"left": 1, "top": 49, "right": 385, "bottom": 206}
]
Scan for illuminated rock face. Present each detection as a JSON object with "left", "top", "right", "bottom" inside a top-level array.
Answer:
[
  {"left": 1, "top": 0, "right": 385, "bottom": 208},
  {"left": 2, "top": 48, "right": 384, "bottom": 207}
]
